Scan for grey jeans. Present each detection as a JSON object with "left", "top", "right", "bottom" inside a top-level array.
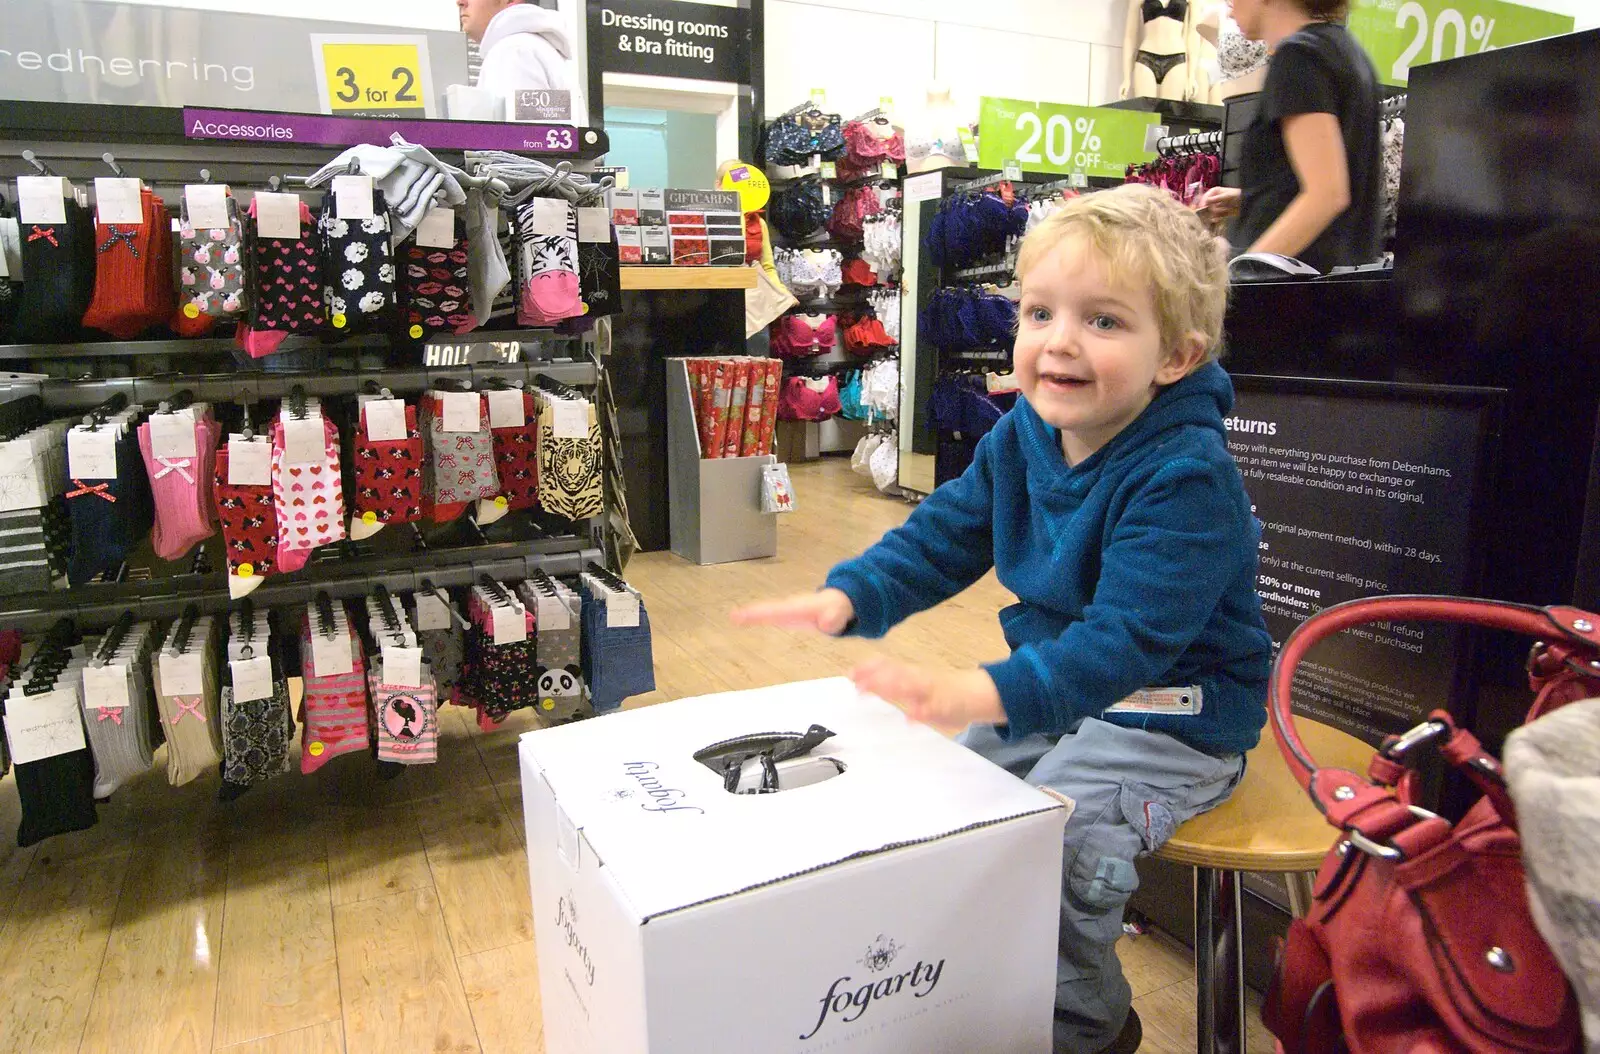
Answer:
[{"left": 959, "top": 718, "right": 1245, "bottom": 1053}]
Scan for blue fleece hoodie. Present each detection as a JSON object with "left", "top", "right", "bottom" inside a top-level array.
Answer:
[{"left": 825, "top": 362, "right": 1273, "bottom": 754}]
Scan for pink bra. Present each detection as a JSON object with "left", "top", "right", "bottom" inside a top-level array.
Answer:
[
  {"left": 777, "top": 376, "right": 841, "bottom": 421},
  {"left": 770, "top": 314, "right": 837, "bottom": 358}
]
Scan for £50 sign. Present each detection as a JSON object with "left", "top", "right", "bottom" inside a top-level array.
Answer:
[{"left": 978, "top": 98, "right": 1158, "bottom": 179}]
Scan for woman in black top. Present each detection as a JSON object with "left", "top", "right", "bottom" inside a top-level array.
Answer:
[{"left": 1198, "top": 0, "right": 1382, "bottom": 270}]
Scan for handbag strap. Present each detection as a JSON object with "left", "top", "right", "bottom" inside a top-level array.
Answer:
[{"left": 1269, "top": 595, "right": 1600, "bottom": 833}]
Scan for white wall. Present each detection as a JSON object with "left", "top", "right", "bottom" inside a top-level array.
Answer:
[
  {"left": 114, "top": 0, "right": 461, "bottom": 30},
  {"left": 764, "top": 0, "right": 1127, "bottom": 123}
]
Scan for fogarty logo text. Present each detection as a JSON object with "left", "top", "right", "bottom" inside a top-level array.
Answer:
[
  {"left": 622, "top": 761, "right": 704, "bottom": 814},
  {"left": 799, "top": 935, "right": 946, "bottom": 1041}
]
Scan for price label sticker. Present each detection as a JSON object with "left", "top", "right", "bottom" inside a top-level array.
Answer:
[
  {"left": 820, "top": 161, "right": 838, "bottom": 180},
  {"left": 151, "top": 413, "right": 198, "bottom": 460},
  {"left": 440, "top": 391, "right": 481, "bottom": 433},
  {"left": 528, "top": 196, "right": 571, "bottom": 238},
  {"left": 577, "top": 207, "right": 610, "bottom": 244},
  {"left": 605, "top": 588, "right": 641, "bottom": 629},
  {"left": 879, "top": 95, "right": 894, "bottom": 111},
  {"left": 365, "top": 399, "right": 408, "bottom": 442},
  {"left": 512, "top": 88, "right": 573, "bottom": 123},
  {"left": 536, "top": 592, "right": 571, "bottom": 632},
  {"left": 318, "top": 40, "right": 429, "bottom": 118},
  {"left": 255, "top": 192, "right": 302, "bottom": 239},
  {"left": 409, "top": 324, "right": 424, "bottom": 339},
  {"left": 381, "top": 644, "right": 424, "bottom": 688},
  {"left": 4, "top": 688, "right": 86, "bottom": 764},
  {"left": 487, "top": 389, "right": 526, "bottom": 429},
  {"left": 158, "top": 651, "right": 204, "bottom": 697},
  {"left": 333, "top": 174, "right": 376, "bottom": 221},
  {"left": 228, "top": 436, "right": 272, "bottom": 486},
  {"left": 1143, "top": 124, "right": 1169, "bottom": 153},
  {"left": 231, "top": 656, "right": 274, "bottom": 703},
  {"left": 1002, "top": 159, "right": 1023, "bottom": 181},
  {"left": 880, "top": 161, "right": 898, "bottom": 180},
  {"left": 416, "top": 205, "right": 456, "bottom": 248},
  {"left": 237, "top": 563, "right": 254, "bottom": 578},
  {"left": 94, "top": 177, "right": 144, "bottom": 225},
  {"left": 551, "top": 399, "right": 589, "bottom": 439},
  {"left": 821, "top": 183, "right": 833, "bottom": 208},
  {"left": 17, "top": 176, "right": 68, "bottom": 225},
  {"left": 492, "top": 603, "right": 527, "bottom": 645},
  {"left": 82, "top": 662, "right": 131, "bottom": 710},
  {"left": 809, "top": 88, "right": 827, "bottom": 106},
  {"left": 185, "top": 184, "right": 230, "bottom": 230},
  {"left": 282, "top": 417, "right": 327, "bottom": 466},
  {"left": 361, "top": 511, "right": 377, "bottom": 525},
  {"left": 415, "top": 591, "right": 451, "bottom": 631},
  {"left": 68, "top": 428, "right": 119, "bottom": 480},
  {"left": 1070, "top": 171, "right": 1089, "bottom": 188},
  {"left": 310, "top": 629, "right": 354, "bottom": 678},
  {"left": 958, "top": 126, "right": 980, "bottom": 163}
]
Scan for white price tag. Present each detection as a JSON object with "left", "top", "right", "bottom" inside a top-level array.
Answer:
[
  {"left": 67, "top": 428, "right": 119, "bottom": 480},
  {"left": 415, "top": 591, "right": 451, "bottom": 631},
  {"left": 552, "top": 400, "right": 589, "bottom": 439},
  {"left": 82, "top": 662, "right": 132, "bottom": 710},
  {"left": 365, "top": 399, "right": 408, "bottom": 442},
  {"left": 487, "top": 389, "right": 526, "bottom": 429},
  {"left": 4, "top": 688, "right": 86, "bottom": 765},
  {"left": 333, "top": 174, "right": 376, "bottom": 220},
  {"left": 381, "top": 644, "right": 425, "bottom": 689},
  {"left": 605, "top": 588, "right": 641, "bottom": 628},
  {"left": 536, "top": 592, "right": 571, "bottom": 632},
  {"left": 282, "top": 417, "right": 326, "bottom": 466},
  {"left": 0, "top": 216, "right": 19, "bottom": 279},
  {"left": 230, "top": 656, "right": 274, "bottom": 703},
  {"left": 415, "top": 206, "right": 456, "bottom": 248},
  {"left": 94, "top": 177, "right": 145, "bottom": 225},
  {"left": 150, "top": 413, "right": 198, "bottom": 460},
  {"left": 492, "top": 603, "right": 527, "bottom": 645},
  {"left": 17, "top": 176, "right": 68, "bottom": 225},
  {"left": 159, "top": 651, "right": 205, "bottom": 697},
  {"left": 577, "top": 207, "right": 610, "bottom": 244},
  {"left": 310, "top": 630, "right": 354, "bottom": 678},
  {"left": 185, "top": 184, "right": 230, "bottom": 230},
  {"left": 440, "top": 391, "right": 481, "bottom": 433},
  {"left": 227, "top": 436, "right": 272, "bottom": 486},
  {"left": 254, "top": 192, "right": 302, "bottom": 239},
  {"left": 904, "top": 173, "right": 943, "bottom": 203},
  {"left": 528, "top": 197, "right": 571, "bottom": 238}
]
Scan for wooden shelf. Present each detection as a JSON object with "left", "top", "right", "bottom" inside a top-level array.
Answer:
[{"left": 621, "top": 267, "right": 757, "bottom": 291}]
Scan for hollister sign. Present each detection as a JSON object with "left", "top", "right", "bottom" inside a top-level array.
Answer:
[
  {"left": 594, "top": 0, "right": 750, "bottom": 84},
  {"left": 519, "top": 678, "right": 1066, "bottom": 1053}
]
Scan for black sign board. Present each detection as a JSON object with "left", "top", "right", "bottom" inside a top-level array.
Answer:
[
  {"left": 1228, "top": 376, "right": 1501, "bottom": 743},
  {"left": 596, "top": 0, "right": 750, "bottom": 84}
]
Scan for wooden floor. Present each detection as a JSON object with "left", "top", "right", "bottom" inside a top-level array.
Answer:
[{"left": 0, "top": 458, "right": 1271, "bottom": 1053}]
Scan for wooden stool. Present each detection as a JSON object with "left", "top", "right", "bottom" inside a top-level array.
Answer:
[{"left": 1154, "top": 719, "right": 1373, "bottom": 1054}]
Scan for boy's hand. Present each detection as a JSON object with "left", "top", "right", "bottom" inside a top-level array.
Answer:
[
  {"left": 850, "top": 658, "right": 1007, "bottom": 732},
  {"left": 730, "top": 589, "right": 855, "bottom": 636}
]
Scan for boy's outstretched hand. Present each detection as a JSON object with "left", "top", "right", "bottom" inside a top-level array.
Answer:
[
  {"left": 730, "top": 589, "right": 855, "bottom": 636},
  {"left": 850, "top": 657, "right": 1007, "bottom": 732}
]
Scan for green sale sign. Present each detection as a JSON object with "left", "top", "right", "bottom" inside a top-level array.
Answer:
[
  {"left": 977, "top": 97, "right": 1159, "bottom": 179},
  {"left": 1349, "top": 0, "right": 1574, "bottom": 86}
]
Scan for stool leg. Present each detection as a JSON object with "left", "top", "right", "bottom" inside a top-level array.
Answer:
[
  {"left": 1194, "top": 866, "right": 1245, "bottom": 1054},
  {"left": 1285, "top": 872, "right": 1315, "bottom": 919}
]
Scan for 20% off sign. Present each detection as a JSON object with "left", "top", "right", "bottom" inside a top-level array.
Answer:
[{"left": 978, "top": 98, "right": 1158, "bottom": 179}]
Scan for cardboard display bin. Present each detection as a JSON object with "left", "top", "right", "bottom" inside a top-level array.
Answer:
[{"left": 519, "top": 678, "right": 1067, "bottom": 1054}]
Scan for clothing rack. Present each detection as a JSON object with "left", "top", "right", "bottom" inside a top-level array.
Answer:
[
  {"left": 1156, "top": 130, "right": 1223, "bottom": 157},
  {"left": 948, "top": 173, "right": 1013, "bottom": 195},
  {"left": 1381, "top": 94, "right": 1408, "bottom": 120}
]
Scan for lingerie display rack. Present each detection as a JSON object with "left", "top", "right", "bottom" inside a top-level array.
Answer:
[{"left": 0, "top": 108, "right": 625, "bottom": 636}]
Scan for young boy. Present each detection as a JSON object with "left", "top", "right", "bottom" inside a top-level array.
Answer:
[{"left": 733, "top": 184, "right": 1273, "bottom": 1054}]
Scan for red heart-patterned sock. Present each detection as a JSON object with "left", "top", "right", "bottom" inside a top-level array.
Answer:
[{"left": 353, "top": 402, "right": 424, "bottom": 527}]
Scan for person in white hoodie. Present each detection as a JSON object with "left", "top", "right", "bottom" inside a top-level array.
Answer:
[{"left": 458, "top": 0, "right": 584, "bottom": 117}]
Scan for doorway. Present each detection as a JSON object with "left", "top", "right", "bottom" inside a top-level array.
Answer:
[{"left": 600, "top": 107, "right": 720, "bottom": 189}]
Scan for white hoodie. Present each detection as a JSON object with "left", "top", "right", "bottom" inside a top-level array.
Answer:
[{"left": 477, "top": 4, "right": 584, "bottom": 117}]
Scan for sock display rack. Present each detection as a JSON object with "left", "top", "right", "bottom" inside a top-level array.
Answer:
[{"left": 0, "top": 104, "right": 622, "bottom": 637}]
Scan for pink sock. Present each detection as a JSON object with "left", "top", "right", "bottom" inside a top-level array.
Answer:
[
  {"left": 235, "top": 322, "right": 290, "bottom": 359},
  {"left": 138, "top": 411, "right": 220, "bottom": 560},
  {"left": 272, "top": 414, "right": 347, "bottom": 573}
]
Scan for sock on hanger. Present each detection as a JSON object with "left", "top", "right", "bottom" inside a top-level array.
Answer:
[
  {"left": 399, "top": 217, "right": 474, "bottom": 343},
  {"left": 536, "top": 392, "right": 604, "bottom": 521},
  {"left": 81, "top": 191, "right": 161, "bottom": 340},
  {"left": 138, "top": 407, "right": 221, "bottom": 561},
  {"left": 482, "top": 389, "right": 539, "bottom": 521},
  {"left": 299, "top": 615, "right": 370, "bottom": 774},
  {"left": 79, "top": 623, "right": 159, "bottom": 797},
  {"left": 242, "top": 197, "right": 322, "bottom": 357},
  {"left": 67, "top": 419, "right": 153, "bottom": 586},
  {"left": 515, "top": 198, "right": 581, "bottom": 326},
  {"left": 212, "top": 438, "right": 278, "bottom": 595},
  {"left": 465, "top": 187, "right": 511, "bottom": 326},
  {"left": 351, "top": 400, "right": 424, "bottom": 539},
  {"left": 151, "top": 617, "right": 224, "bottom": 787},
  {"left": 12, "top": 199, "right": 97, "bottom": 343},
  {"left": 178, "top": 195, "right": 246, "bottom": 320},
  {"left": 272, "top": 413, "right": 347, "bottom": 573},
  {"left": 369, "top": 671, "right": 439, "bottom": 766},
  {"left": 320, "top": 188, "right": 396, "bottom": 335},
  {"left": 422, "top": 391, "right": 498, "bottom": 523},
  {"left": 10, "top": 669, "right": 99, "bottom": 845}
]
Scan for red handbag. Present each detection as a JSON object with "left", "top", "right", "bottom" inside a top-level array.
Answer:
[{"left": 1262, "top": 595, "right": 1589, "bottom": 1054}]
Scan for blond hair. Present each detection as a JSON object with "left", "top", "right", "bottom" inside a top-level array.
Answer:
[{"left": 1015, "top": 183, "right": 1229, "bottom": 364}]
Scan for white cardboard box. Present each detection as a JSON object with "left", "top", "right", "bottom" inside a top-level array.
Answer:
[{"left": 519, "top": 677, "right": 1067, "bottom": 1054}]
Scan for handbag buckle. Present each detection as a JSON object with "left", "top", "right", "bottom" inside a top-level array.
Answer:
[
  {"left": 1381, "top": 718, "right": 1450, "bottom": 760},
  {"left": 1347, "top": 806, "right": 1443, "bottom": 862}
]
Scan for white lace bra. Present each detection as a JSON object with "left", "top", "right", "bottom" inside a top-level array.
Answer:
[{"left": 775, "top": 247, "right": 843, "bottom": 299}]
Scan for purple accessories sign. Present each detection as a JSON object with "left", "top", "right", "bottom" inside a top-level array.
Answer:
[{"left": 182, "top": 107, "right": 590, "bottom": 155}]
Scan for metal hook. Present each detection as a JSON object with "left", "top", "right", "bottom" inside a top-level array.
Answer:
[
  {"left": 21, "top": 150, "right": 57, "bottom": 177},
  {"left": 268, "top": 175, "right": 283, "bottom": 193},
  {"left": 101, "top": 152, "right": 126, "bottom": 178},
  {"left": 200, "top": 168, "right": 213, "bottom": 184}
]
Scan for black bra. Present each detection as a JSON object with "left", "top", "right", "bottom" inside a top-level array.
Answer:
[{"left": 1143, "top": 0, "right": 1187, "bottom": 21}]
